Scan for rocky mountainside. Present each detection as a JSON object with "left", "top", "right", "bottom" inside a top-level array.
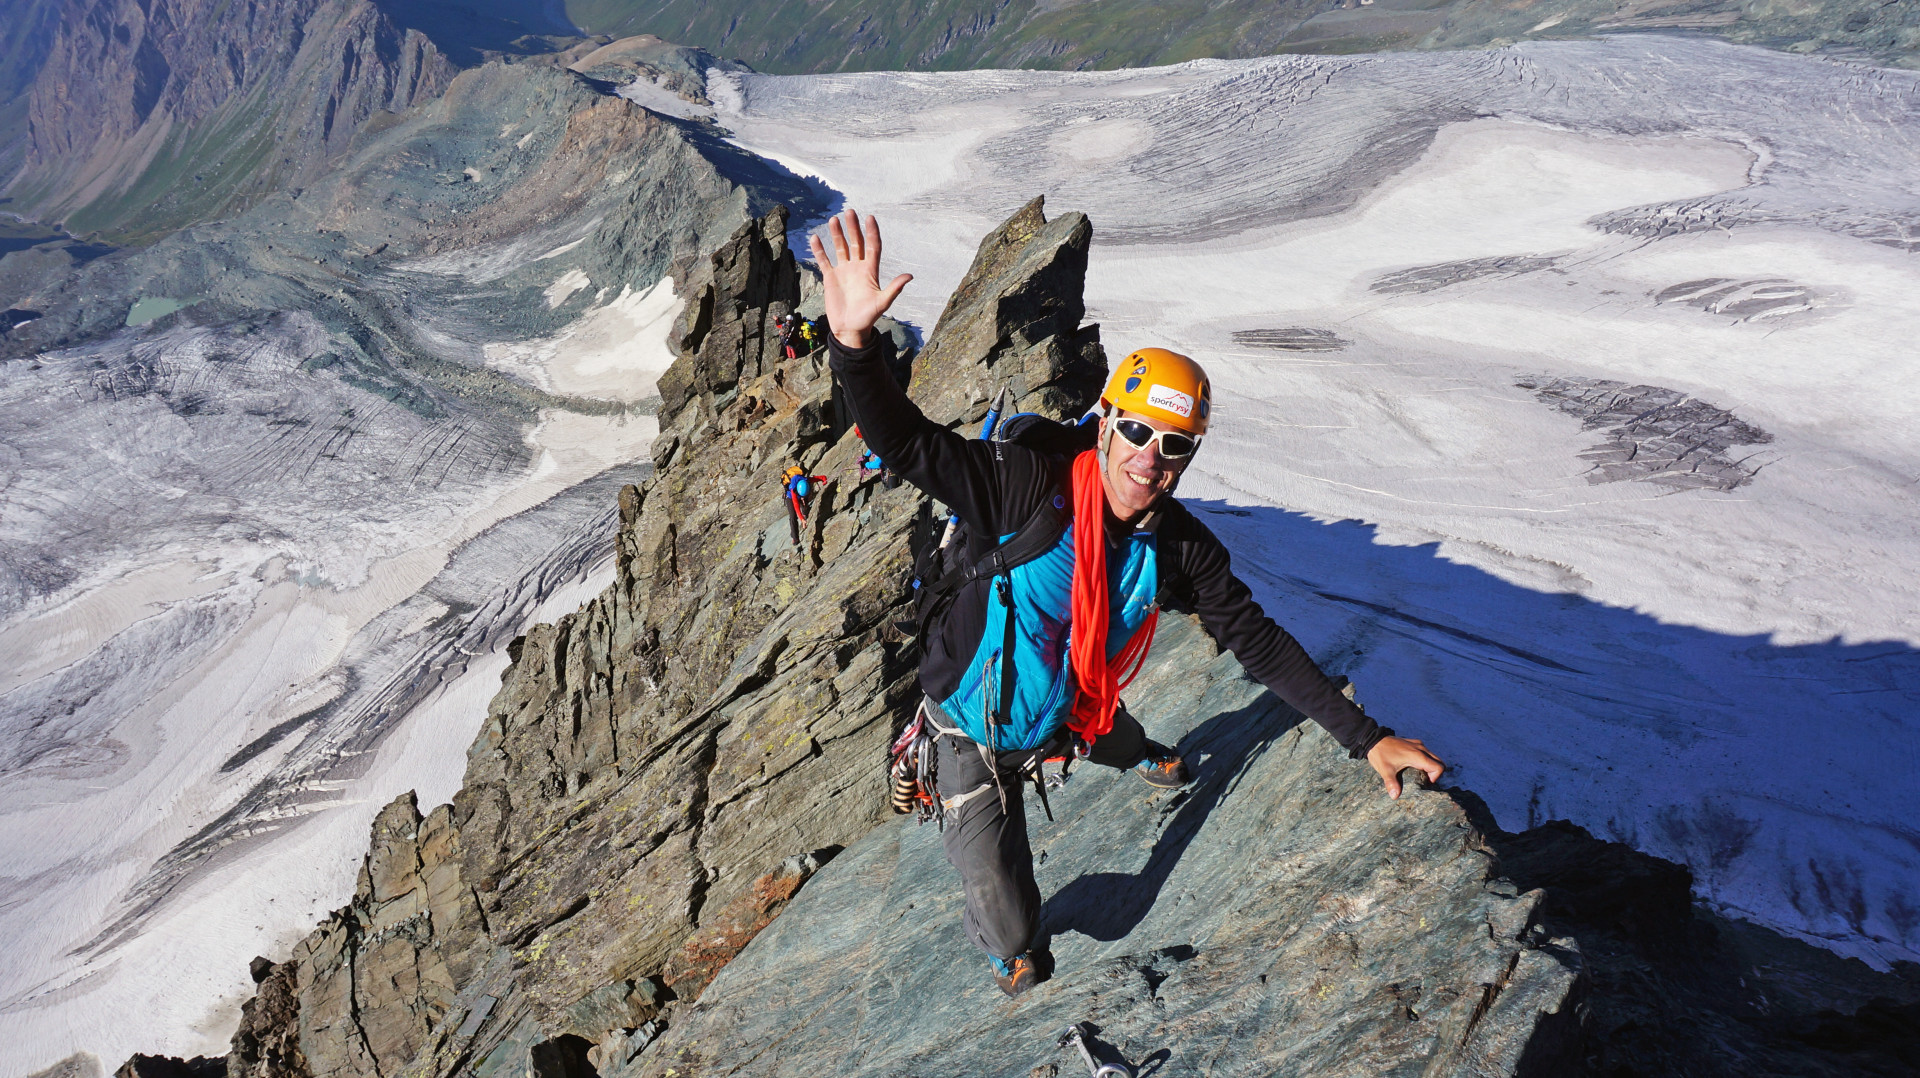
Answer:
[
  {"left": 0, "top": 0, "right": 61, "bottom": 188},
  {"left": 0, "top": 40, "right": 825, "bottom": 1073},
  {"left": 99, "top": 197, "right": 1920, "bottom": 1078},
  {"left": 12, "top": 0, "right": 452, "bottom": 244},
  {"left": 564, "top": 0, "right": 1917, "bottom": 74},
  {"left": 126, "top": 198, "right": 1562, "bottom": 1078},
  {"left": 3, "top": 0, "right": 587, "bottom": 246}
]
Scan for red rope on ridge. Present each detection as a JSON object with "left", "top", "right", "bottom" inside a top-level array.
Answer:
[{"left": 1067, "top": 449, "right": 1160, "bottom": 745}]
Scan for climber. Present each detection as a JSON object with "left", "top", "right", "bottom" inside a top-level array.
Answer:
[
  {"left": 810, "top": 208, "right": 1445, "bottom": 1000},
  {"left": 777, "top": 313, "right": 797, "bottom": 360},
  {"left": 783, "top": 464, "right": 828, "bottom": 524}
]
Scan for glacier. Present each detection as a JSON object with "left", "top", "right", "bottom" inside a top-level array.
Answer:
[
  {"left": 709, "top": 35, "right": 1920, "bottom": 968},
  {"left": 4, "top": 28, "right": 1918, "bottom": 1076}
]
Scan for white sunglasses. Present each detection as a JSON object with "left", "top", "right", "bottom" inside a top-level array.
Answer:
[{"left": 1110, "top": 417, "right": 1201, "bottom": 459}]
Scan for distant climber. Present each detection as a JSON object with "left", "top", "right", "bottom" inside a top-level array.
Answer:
[
  {"left": 812, "top": 209, "right": 1445, "bottom": 1000},
  {"left": 777, "top": 312, "right": 797, "bottom": 359},
  {"left": 796, "top": 314, "right": 821, "bottom": 355}
]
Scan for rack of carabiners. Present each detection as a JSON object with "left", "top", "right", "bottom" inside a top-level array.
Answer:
[{"left": 888, "top": 704, "right": 940, "bottom": 824}]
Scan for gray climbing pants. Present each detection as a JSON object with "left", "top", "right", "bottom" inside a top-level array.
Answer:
[{"left": 930, "top": 701, "right": 1151, "bottom": 961}]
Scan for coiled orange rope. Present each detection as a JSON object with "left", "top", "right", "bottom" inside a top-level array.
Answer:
[{"left": 1067, "top": 449, "right": 1159, "bottom": 745}]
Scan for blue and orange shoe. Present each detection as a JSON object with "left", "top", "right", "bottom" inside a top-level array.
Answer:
[
  {"left": 989, "top": 949, "right": 1051, "bottom": 998},
  {"left": 1134, "top": 740, "right": 1190, "bottom": 789}
]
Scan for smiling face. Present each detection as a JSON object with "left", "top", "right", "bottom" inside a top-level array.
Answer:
[{"left": 1099, "top": 408, "right": 1194, "bottom": 521}]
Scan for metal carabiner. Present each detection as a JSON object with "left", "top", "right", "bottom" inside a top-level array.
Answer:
[{"left": 1058, "top": 1022, "right": 1132, "bottom": 1078}]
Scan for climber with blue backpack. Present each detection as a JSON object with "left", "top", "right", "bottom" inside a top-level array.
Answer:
[{"left": 811, "top": 209, "right": 1446, "bottom": 999}]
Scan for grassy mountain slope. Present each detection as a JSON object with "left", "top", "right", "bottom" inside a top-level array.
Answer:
[
  {"left": 0, "top": 0, "right": 63, "bottom": 191},
  {"left": 4, "top": 0, "right": 580, "bottom": 247},
  {"left": 562, "top": 0, "right": 1919, "bottom": 73}
]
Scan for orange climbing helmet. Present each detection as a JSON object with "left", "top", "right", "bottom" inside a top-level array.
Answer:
[{"left": 1100, "top": 348, "right": 1211, "bottom": 435}]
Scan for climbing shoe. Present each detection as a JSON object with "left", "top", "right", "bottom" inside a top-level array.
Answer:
[
  {"left": 989, "top": 950, "right": 1049, "bottom": 998},
  {"left": 1134, "top": 740, "right": 1190, "bottom": 789}
]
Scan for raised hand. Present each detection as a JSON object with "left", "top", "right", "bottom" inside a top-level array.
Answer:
[
  {"left": 807, "top": 209, "right": 912, "bottom": 350},
  {"left": 1367, "top": 736, "right": 1446, "bottom": 800}
]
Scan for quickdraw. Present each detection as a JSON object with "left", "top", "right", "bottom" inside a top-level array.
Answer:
[{"left": 887, "top": 702, "right": 939, "bottom": 826}]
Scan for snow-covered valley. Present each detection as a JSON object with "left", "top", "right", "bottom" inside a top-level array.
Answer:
[
  {"left": 3, "top": 28, "right": 1918, "bottom": 1076},
  {"left": 710, "top": 36, "right": 1920, "bottom": 968},
  {"left": 0, "top": 320, "right": 671, "bottom": 1070}
]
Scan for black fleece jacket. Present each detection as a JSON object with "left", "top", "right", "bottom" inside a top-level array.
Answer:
[{"left": 829, "top": 332, "right": 1387, "bottom": 758}]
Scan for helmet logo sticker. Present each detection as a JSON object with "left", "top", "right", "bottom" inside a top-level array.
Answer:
[
  {"left": 1124, "top": 376, "right": 1141, "bottom": 394},
  {"left": 1146, "top": 383, "right": 1194, "bottom": 418}
]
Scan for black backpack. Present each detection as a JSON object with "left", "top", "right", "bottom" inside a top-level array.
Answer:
[{"left": 908, "top": 412, "right": 1098, "bottom": 648}]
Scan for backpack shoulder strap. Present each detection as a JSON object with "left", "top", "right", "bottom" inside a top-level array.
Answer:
[
  {"left": 934, "top": 474, "right": 1070, "bottom": 597},
  {"left": 912, "top": 458, "right": 1076, "bottom": 651}
]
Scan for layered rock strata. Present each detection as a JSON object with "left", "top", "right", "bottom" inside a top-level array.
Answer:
[
  {"left": 624, "top": 612, "right": 1587, "bottom": 1078},
  {"left": 188, "top": 198, "right": 1104, "bottom": 1078},
  {"left": 176, "top": 196, "right": 1612, "bottom": 1078}
]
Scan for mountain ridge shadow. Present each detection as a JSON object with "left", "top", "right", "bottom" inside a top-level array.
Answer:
[{"left": 1158, "top": 495, "right": 1920, "bottom": 964}]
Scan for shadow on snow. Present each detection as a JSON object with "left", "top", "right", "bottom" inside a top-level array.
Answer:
[{"left": 1045, "top": 498, "right": 1920, "bottom": 961}]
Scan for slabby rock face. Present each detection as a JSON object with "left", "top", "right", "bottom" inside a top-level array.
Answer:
[
  {"left": 625, "top": 612, "right": 1585, "bottom": 1078},
  {"left": 207, "top": 198, "right": 1114, "bottom": 1078},
  {"left": 185, "top": 197, "right": 1663, "bottom": 1077}
]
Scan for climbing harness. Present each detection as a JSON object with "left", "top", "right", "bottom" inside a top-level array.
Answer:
[
  {"left": 887, "top": 700, "right": 1077, "bottom": 831},
  {"left": 910, "top": 699, "right": 1076, "bottom": 825}
]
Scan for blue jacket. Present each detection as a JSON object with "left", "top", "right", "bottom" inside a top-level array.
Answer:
[
  {"left": 828, "top": 333, "right": 1386, "bottom": 758},
  {"left": 939, "top": 521, "right": 1160, "bottom": 750}
]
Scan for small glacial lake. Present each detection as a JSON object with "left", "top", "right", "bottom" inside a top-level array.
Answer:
[{"left": 125, "top": 297, "right": 193, "bottom": 326}]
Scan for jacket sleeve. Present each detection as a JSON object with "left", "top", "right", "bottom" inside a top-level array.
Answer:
[
  {"left": 827, "top": 330, "right": 1047, "bottom": 535},
  {"left": 1166, "top": 507, "right": 1388, "bottom": 757}
]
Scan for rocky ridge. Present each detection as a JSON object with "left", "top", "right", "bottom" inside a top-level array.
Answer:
[
  {"left": 96, "top": 193, "right": 1920, "bottom": 1078},
  {"left": 139, "top": 197, "right": 1597, "bottom": 1078},
  {"left": 173, "top": 197, "right": 1088, "bottom": 1077},
  {"left": 565, "top": 0, "right": 1917, "bottom": 76}
]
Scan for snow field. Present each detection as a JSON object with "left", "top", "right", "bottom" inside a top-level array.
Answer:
[
  {"left": 0, "top": 291, "right": 672, "bottom": 1071},
  {"left": 714, "top": 37, "right": 1920, "bottom": 965}
]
